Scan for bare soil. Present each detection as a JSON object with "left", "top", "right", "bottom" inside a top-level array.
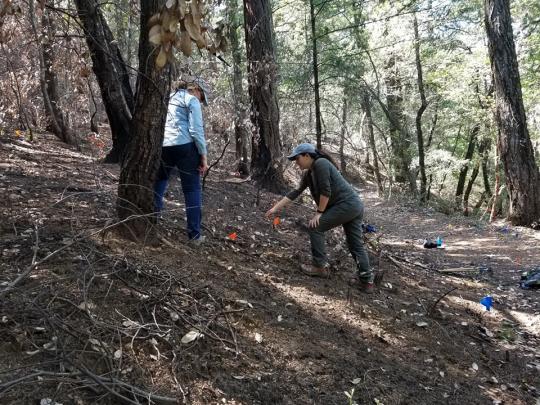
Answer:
[{"left": 1, "top": 132, "right": 539, "bottom": 405}]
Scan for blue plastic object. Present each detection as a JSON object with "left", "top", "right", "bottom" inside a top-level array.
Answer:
[
  {"left": 480, "top": 296, "right": 493, "bottom": 311},
  {"left": 436, "top": 236, "right": 442, "bottom": 247}
]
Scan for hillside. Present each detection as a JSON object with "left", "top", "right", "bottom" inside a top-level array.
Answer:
[{"left": 1, "top": 132, "right": 539, "bottom": 404}]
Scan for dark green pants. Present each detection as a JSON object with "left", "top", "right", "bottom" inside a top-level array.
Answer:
[{"left": 308, "top": 199, "right": 372, "bottom": 282}]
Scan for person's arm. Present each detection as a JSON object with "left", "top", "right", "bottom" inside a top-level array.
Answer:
[
  {"left": 265, "top": 196, "right": 292, "bottom": 218},
  {"left": 187, "top": 97, "right": 208, "bottom": 173},
  {"left": 265, "top": 174, "right": 309, "bottom": 218}
]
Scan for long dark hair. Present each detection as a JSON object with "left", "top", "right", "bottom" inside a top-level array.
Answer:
[
  {"left": 308, "top": 148, "right": 339, "bottom": 169},
  {"left": 300, "top": 148, "right": 340, "bottom": 184}
]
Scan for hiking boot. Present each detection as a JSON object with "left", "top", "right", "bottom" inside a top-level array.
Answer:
[
  {"left": 349, "top": 276, "right": 375, "bottom": 294},
  {"left": 300, "top": 263, "right": 330, "bottom": 278}
]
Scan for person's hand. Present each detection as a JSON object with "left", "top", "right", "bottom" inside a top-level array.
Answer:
[
  {"left": 199, "top": 156, "right": 209, "bottom": 175},
  {"left": 265, "top": 206, "right": 276, "bottom": 219},
  {"left": 309, "top": 213, "right": 322, "bottom": 228}
]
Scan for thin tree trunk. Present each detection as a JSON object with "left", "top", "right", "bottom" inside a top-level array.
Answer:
[
  {"left": 413, "top": 14, "right": 428, "bottom": 201},
  {"left": 227, "top": 0, "right": 250, "bottom": 176},
  {"left": 117, "top": 0, "right": 170, "bottom": 239},
  {"left": 309, "top": 0, "right": 322, "bottom": 148},
  {"left": 489, "top": 147, "right": 501, "bottom": 222},
  {"left": 29, "top": 0, "right": 73, "bottom": 144},
  {"left": 339, "top": 99, "right": 347, "bottom": 174},
  {"left": 484, "top": 0, "right": 540, "bottom": 225},
  {"left": 362, "top": 91, "right": 383, "bottom": 195},
  {"left": 244, "top": 0, "right": 286, "bottom": 192},
  {"left": 455, "top": 124, "right": 479, "bottom": 204},
  {"left": 463, "top": 161, "right": 480, "bottom": 216}
]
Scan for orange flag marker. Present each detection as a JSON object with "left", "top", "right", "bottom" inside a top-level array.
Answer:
[{"left": 273, "top": 217, "right": 280, "bottom": 227}]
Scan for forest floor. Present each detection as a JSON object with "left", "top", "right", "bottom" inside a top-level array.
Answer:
[{"left": 0, "top": 131, "right": 539, "bottom": 405}]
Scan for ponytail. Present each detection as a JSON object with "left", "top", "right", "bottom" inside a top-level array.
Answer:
[{"left": 308, "top": 148, "right": 339, "bottom": 169}]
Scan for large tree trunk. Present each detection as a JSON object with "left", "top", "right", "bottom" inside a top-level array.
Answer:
[
  {"left": 244, "top": 0, "right": 286, "bottom": 192},
  {"left": 484, "top": 0, "right": 540, "bottom": 225},
  {"left": 75, "top": 0, "right": 134, "bottom": 163},
  {"left": 413, "top": 14, "right": 428, "bottom": 202},
  {"left": 384, "top": 54, "right": 414, "bottom": 192},
  {"left": 117, "top": 0, "right": 170, "bottom": 239},
  {"left": 309, "top": 0, "right": 322, "bottom": 149},
  {"left": 29, "top": 0, "right": 73, "bottom": 144},
  {"left": 227, "top": 0, "right": 250, "bottom": 176}
]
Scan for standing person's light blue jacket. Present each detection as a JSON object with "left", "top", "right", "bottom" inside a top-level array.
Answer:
[{"left": 163, "top": 89, "right": 207, "bottom": 156}]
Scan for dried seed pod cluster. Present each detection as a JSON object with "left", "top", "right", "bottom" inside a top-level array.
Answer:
[{"left": 149, "top": 0, "right": 228, "bottom": 68}]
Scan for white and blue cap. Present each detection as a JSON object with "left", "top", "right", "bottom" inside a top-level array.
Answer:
[
  {"left": 184, "top": 75, "right": 211, "bottom": 106},
  {"left": 287, "top": 143, "right": 317, "bottom": 160}
]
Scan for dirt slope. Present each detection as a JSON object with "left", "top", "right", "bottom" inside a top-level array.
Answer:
[{"left": 1, "top": 132, "right": 539, "bottom": 404}]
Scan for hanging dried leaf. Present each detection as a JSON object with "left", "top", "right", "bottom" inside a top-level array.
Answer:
[
  {"left": 177, "top": 0, "right": 187, "bottom": 19},
  {"left": 155, "top": 46, "right": 167, "bottom": 68},
  {"left": 148, "top": 13, "right": 161, "bottom": 27},
  {"left": 161, "top": 9, "right": 172, "bottom": 30},
  {"left": 165, "top": 0, "right": 176, "bottom": 9},
  {"left": 149, "top": 24, "right": 162, "bottom": 45},
  {"left": 195, "top": 32, "right": 207, "bottom": 49},
  {"left": 190, "top": 0, "right": 203, "bottom": 30},
  {"left": 218, "top": 36, "right": 228, "bottom": 53},
  {"left": 184, "top": 14, "right": 203, "bottom": 43},
  {"left": 179, "top": 30, "right": 192, "bottom": 57}
]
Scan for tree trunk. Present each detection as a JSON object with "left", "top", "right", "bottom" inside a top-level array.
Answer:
[
  {"left": 361, "top": 91, "right": 383, "bottom": 195},
  {"left": 455, "top": 124, "right": 479, "bottom": 204},
  {"left": 463, "top": 161, "right": 480, "bottom": 216},
  {"left": 309, "top": 0, "right": 322, "bottom": 149},
  {"left": 484, "top": 0, "right": 540, "bottom": 225},
  {"left": 384, "top": 54, "right": 414, "bottom": 192},
  {"left": 413, "top": 14, "right": 428, "bottom": 202},
  {"left": 29, "top": 0, "right": 73, "bottom": 144},
  {"left": 481, "top": 137, "right": 492, "bottom": 198},
  {"left": 117, "top": 0, "right": 170, "bottom": 239},
  {"left": 227, "top": 0, "right": 250, "bottom": 176},
  {"left": 489, "top": 146, "right": 501, "bottom": 222},
  {"left": 244, "top": 0, "right": 286, "bottom": 192},
  {"left": 339, "top": 98, "right": 347, "bottom": 174},
  {"left": 75, "top": 0, "right": 134, "bottom": 163}
]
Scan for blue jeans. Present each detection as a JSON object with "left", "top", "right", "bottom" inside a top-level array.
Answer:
[{"left": 154, "top": 143, "right": 202, "bottom": 240}]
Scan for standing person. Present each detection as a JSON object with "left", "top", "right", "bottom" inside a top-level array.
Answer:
[
  {"left": 265, "top": 143, "right": 374, "bottom": 293},
  {"left": 154, "top": 76, "right": 210, "bottom": 244}
]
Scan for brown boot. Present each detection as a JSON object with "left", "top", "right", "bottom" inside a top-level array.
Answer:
[
  {"left": 300, "top": 263, "right": 330, "bottom": 278},
  {"left": 349, "top": 276, "right": 375, "bottom": 294}
]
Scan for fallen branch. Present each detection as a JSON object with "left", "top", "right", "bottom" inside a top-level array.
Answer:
[{"left": 428, "top": 286, "right": 458, "bottom": 316}]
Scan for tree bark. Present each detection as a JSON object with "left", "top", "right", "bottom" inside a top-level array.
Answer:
[
  {"left": 339, "top": 98, "right": 347, "bottom": 175},
  {"left": 244, "top": 0, "right": 286, "bottom": 192},
  {"left": 361, "top": 91, "right": 383, "bottom": 195},
  {"left": 117, "top": 0, "right": 170, "bottom": 239},
  {"left": 484, "top": 0, "right": 540, "bottom": 225},
  {"left": 455, "top": 124, "right": 479, "bottom": 204},
  {"left": 309, "top": 0, "right": 322, "bottom": 149},
  {"left": 29, "top": 0, "right": 73, "bottom": 144},
  {"left": 75, "top": 0, "right": 134, "bottom": 163},
  {"left": 383, "top": 54, "right": 414, "bottom": 192},
  {"left": 227, "top": 0, "right": 250, "bottom": 176},
  {"left": 413, "top": 14, "right": 428, "bottom": 202}
]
